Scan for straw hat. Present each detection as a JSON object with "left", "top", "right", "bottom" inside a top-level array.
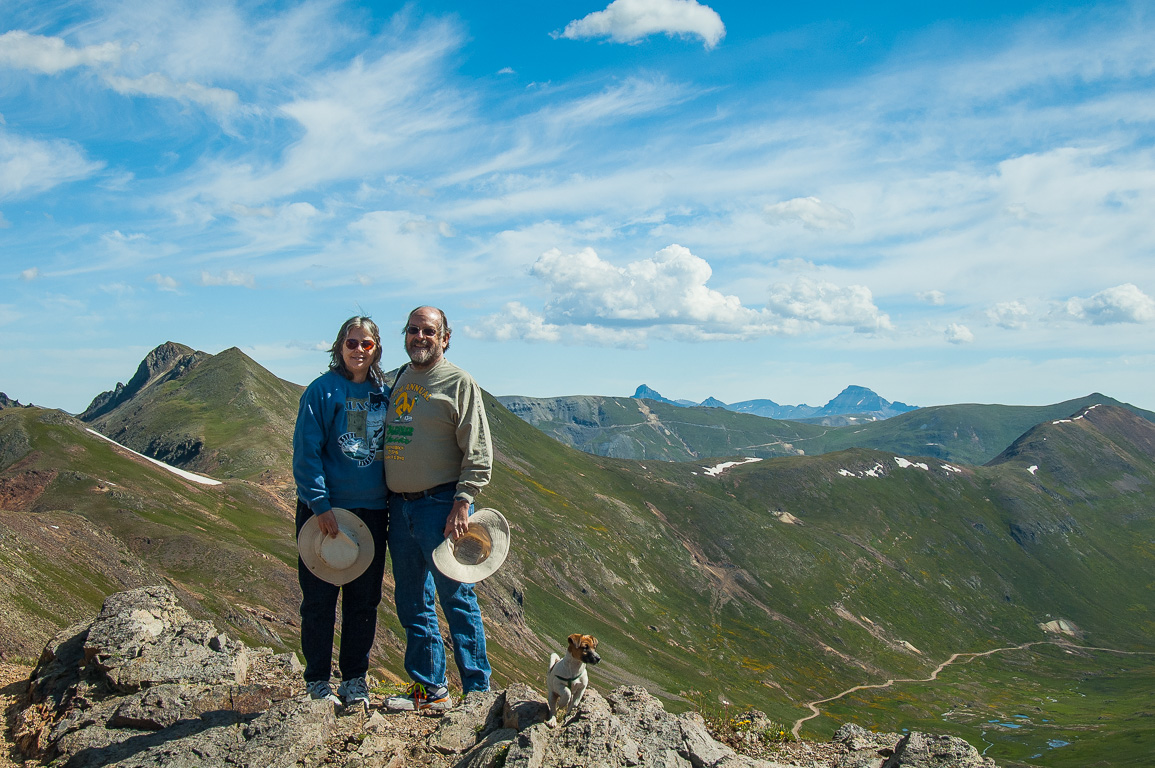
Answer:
[
  {"left": 298, "top": 508, "right": 376, "bottom": 585},
  {"left": 432, "top": 507, "right": 510, "bottom": 583}
]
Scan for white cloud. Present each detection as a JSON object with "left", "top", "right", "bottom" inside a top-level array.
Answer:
[
  {"left": 945, "top": 323, "right": 974, "bottom": 344},
  {"left": 558, "top": 0, "right": 726, "bottom": 50},
  {"left": 917, "top": 290, "right": 946, "bottom": 306},
  {"left": 20, "top": 267, "right": 39, "bottom": 281},
  {"left": 763, "top": 196, "right": 854, "bottom": 231},
  {"left": 987, "top": 300, "right": 1030, "bottom": 329},
  {"left": 103, "top": 73, "right": 240, "bottom": 114},
  {"left": 0, "top": 130, "right": 103, "bottom": 199},
  {"left": 1065, "top": 284, "right": 1155, "bottom": 325},
  {"left": 766, "top": 277, "right": 894, "bottom": 333},
  {"left": 468, "top": 302, "right": 562, "bottom": 343},
  {"left": 0, "top": 31, "right": 122, "bottom": 73},
  {"left": 531, "top": 244, "right": 765, "bottom": 327},
  {"left": 200, "top": 270, "right": 255, "bottom": 288},
  {"left": 147, "top": 274, "right": 179, "bottom": 292}
]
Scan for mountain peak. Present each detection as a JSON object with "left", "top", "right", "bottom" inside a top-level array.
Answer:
[
  {"left": 80, "top": 342, "right": 205, "bottom": 420},
  {"left": 632, "top": 385, "right": 676, "bottom": 404}
]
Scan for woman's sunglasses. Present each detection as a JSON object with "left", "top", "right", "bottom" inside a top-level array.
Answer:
[{"left": 344, "top": 338, "right": 376, "bottom": 351}]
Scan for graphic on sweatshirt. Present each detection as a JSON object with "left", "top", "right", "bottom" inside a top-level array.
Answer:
[{"left": 339, "top": 391, "right": 388, "bottom": 467}]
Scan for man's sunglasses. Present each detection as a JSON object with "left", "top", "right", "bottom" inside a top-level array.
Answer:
[
  {"left": 344, "top": 339, "right": 376, "bottom": 351},
  {"left": 406, "top": 326, "right": 440, "bottom": 337}
]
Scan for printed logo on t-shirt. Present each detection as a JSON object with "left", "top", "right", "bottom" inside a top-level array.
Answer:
[
  {"left": 385, "top": 382, "right": 431, "bottom": 462},
  {"left": 341, "top": 392, "right": 387, "bottom": 467}
]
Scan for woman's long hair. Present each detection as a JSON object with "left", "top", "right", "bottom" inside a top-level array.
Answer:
[{"left": 328, "top": 316, "right": 385, "bottom": 385}]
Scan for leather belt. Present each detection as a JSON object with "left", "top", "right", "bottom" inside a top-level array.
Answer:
[{"left": 394, "top": 482, "right": 457, "bottom": 501}]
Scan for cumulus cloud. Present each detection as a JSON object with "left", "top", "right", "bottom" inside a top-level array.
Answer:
[
  {"left": 1065, "top": 284, "right": 1155, "bottom": 325},
  {"left": 469, "top": 302, "right": 562, "bottom": 343},
  {"left": 558, "top": 0, "right": 725, "bottom": 49},
  {"left": 0, "top": 130, "right": 103, "bottom": 199},
  {"left": 467, "top": 244, "right": 896, "bottom": 344},
  {"left": 20, "top": 267, "right": 39, "bottom": 281},
  {"left": 766, "top": 277, "right": 893, "bottom": 333},
  {"left": 987, "top": 300, "right": 1030, "bottom": 329},
  {"left": 0, "top": 31, "right": 122, "bottom": 73},
  {"left": 763, "top": 196, "right": 854, "bottom": 231},
  {"left": 200, "top": 270, "right": 255, "bottom": 288},
  {"left": 917, "top": 290, "right": 946, "bottom": 306},
  {"left": 147, "top": 274, "right": 179, "bottom": 292},
  {"left": 945, "top": 323, "right": 974, "bottom": 344}
]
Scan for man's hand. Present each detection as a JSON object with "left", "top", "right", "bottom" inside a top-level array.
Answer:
[
  {"left": 444, "top": 499, "right": 471, "bottom": 540},
  {"left": 316, "top": 509, "right": 339, "bottom": 537}
]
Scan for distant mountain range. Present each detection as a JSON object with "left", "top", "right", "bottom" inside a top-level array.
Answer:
[
  {"left": 3, "top": 342, "right": 1155, "bottom": 763},
  {"left": 632, "top": 383, "right": 918, "bottom": 423}
]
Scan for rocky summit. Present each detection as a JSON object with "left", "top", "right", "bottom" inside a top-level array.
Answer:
[{"left": 11, "top": 586, "right": 995, "bottom": 768}]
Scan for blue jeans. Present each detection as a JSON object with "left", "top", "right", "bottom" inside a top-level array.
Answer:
[
  {"left": 296, "top": 500, "right": 388, "bottom": 683},
  {"left": 388, "top": 490, "right": 490, "bottom": 693}
]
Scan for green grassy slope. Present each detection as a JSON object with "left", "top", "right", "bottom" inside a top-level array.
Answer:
[
  {"left": 83, "top": 346, "right": 305, "bottom": 483},
  {"left": 5, "top": 353, "right": 1154, "bottom": 765}
]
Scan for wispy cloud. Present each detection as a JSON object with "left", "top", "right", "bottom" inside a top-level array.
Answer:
[
  {"left": 0, "top": 130, "right": 103, "bottom": 199},
  {"left": 0, "top": 30, "right": 122, "bottom": 73}
]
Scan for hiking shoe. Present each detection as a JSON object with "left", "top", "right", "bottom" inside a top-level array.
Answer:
[
  {"left": 305, "top": 680, "right": 341, "bottom": 705},
  {"left": 336, "top": 676, "right": 371, "bottom": 709},
  {"left": 384, "top": 681, "right": 451, "bottom": 711}
]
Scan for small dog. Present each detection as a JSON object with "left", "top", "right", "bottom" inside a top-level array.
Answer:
[{"left": 546, "top": 633, "right": 600, "bottom": 727}]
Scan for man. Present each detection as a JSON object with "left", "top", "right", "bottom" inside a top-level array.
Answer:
[{"left": 383, "top": 306, "right": 493, "bottom": 711}]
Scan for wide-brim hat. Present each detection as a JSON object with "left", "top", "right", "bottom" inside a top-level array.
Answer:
[
  {"left": 432, "top": 507, "right": 510, "bottom": 583},
  {"left": 298, "top": 507, "right": 375, "bottom": 586}
]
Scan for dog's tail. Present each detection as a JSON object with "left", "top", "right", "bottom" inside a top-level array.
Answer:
[{"left": 549, "top": 653, "right": 561, "bottom": 670}]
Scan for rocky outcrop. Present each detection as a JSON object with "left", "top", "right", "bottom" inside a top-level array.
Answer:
[
  {"left": 9, "top": 587, "right": 997, "bottom": 768},
  {"left": 79, "top": 342, "right": 205, "bottom": 421},
  {"left": 0, "top": 393, "right": 30, "bottom": 409}
]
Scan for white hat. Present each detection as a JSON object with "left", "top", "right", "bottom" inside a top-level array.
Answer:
[
  {"left": 432, "top": 508, "right": 510, "bottom": 583},
  {"left": 297, "top": 508, "right": 376, "bottom": 585}
]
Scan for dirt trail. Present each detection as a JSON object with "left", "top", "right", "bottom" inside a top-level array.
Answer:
[{"left": 791, "top": 641, "right": 1155, "bottom": 738}]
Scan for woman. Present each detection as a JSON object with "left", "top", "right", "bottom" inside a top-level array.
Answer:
[{"left": 292, "top": 316, "right": 390, "bottom": 707}]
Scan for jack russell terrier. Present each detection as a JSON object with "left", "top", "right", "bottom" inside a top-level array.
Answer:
[{"left": 546, "top": 633, "right": 600, "bottom": 727}]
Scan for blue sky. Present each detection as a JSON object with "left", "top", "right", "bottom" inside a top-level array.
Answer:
[{"left": 2, "top": 0, "right": 1153, "bottom": 414}]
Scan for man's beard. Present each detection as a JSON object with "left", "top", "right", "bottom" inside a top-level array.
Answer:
[{"left": 407, "top": 340, "right": 440, "bottom": 366}]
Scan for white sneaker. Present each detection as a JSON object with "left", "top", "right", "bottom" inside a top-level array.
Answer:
[
  {"left": 337, "top": 676, "right": 371, "bottom": 708},
  {"left": 305, "top": 680, "right": 341, "bottom": 705}
]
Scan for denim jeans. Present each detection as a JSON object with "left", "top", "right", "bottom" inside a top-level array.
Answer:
[
  {"left": 296, "top": 500, "right": 388, "bottom": 683},
  {"left": 388, "top": 490, "right": 490, "bottom": 693}
]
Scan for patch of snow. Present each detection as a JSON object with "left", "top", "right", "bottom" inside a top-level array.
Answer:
[
  {"left": 702, "top": 457, "right": 762, "bottom": 477},
  {"left": 1052, "top": 419, "right": 1071, "bottom": 424},
  {"left": 863, "top": 463, "right": 885, "bottom": 478},
  {"left": 941, "top": 464, "right": 962, "bottom": 474},
  {"left": 1028, "top": 465, "right": 1039, "bottom": 475},
  {"left": 838, "top": 469, "right": 855, "bottom": 477},
  {"left": 86, "top": 429, "right": 222, "bottom": 486},
  {"left": 894, "top": 457, "right": 929, "bottom": 470}
]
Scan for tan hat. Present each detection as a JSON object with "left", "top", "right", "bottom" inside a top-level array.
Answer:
[
  {"left": 432, "top": 508, "right": 510, "bottom": 583},
  {"left": 298, "top": 508, "right": 376, "bottom": 585}
]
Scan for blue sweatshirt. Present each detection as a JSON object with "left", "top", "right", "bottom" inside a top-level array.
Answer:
[{"left": 293, "top": 370, "right": 390, "bottom": 514}]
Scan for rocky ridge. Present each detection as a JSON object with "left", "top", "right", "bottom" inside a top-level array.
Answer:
[{"left": 9, "top": 587, "right": 995, "bottom": 768}]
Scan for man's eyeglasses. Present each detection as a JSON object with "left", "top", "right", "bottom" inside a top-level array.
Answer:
[
  {"left": 344, "top": 338, "right": 376, "bottom": 351},
  {"left": 406, "top": 325, "right": 439, "bottom": 337}
]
